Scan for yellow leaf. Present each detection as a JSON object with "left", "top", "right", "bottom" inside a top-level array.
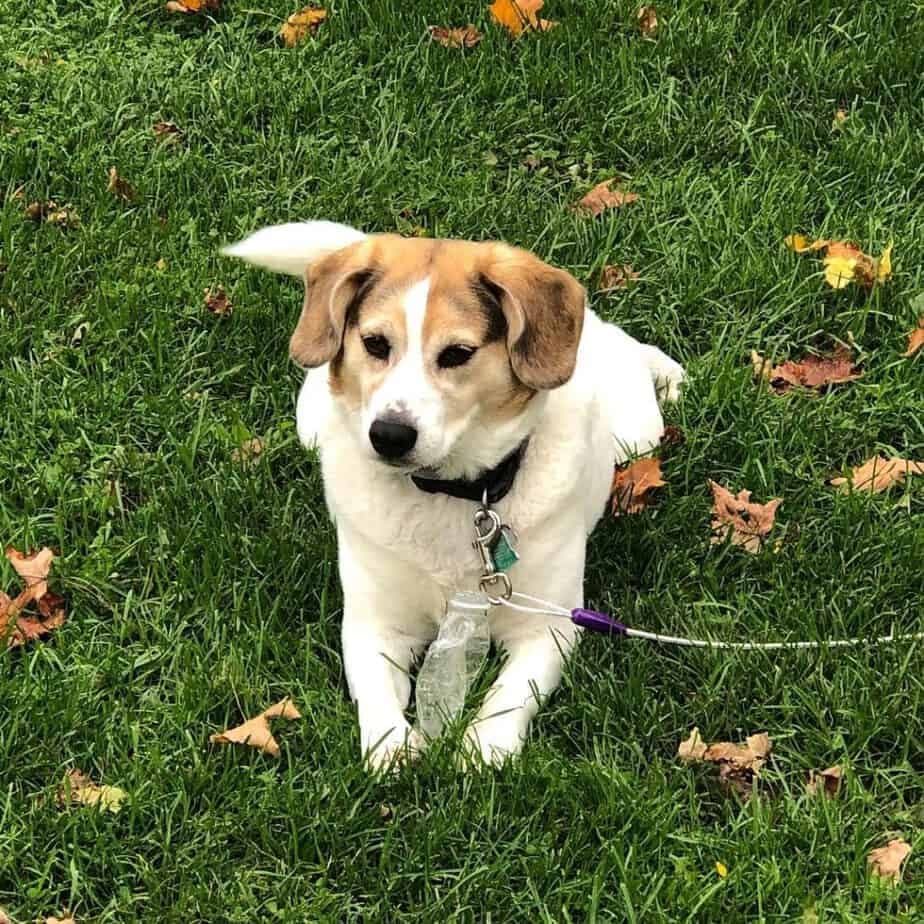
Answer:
[
  {"left": 279, "top": 6, "right": 327, "bottom": 47},
  {"left": 210, "top": 697, "right": 303, "bottom": 757},
  {"left": 877, "top": 242, "right": 893, "bottom": 282},
  {"left": 823, "top": 254, "right": 858, "bottom": 289},
  {"left": 716, "top": 861, "right": 728, "bottom": 878},
  {"left": 58, "top": 770, "right": 127, "bottom": 813}
]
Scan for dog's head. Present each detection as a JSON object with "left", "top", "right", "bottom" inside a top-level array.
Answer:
[{"left": 225, "top": 224, "right": 586, "bottom": 478}]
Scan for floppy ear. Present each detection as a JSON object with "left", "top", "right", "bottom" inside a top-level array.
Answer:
[
  {"left": 481, "top": 245, "right": 586, "bottom": 390},
  {"left": 289, "top": 241, "right": 378, "bottom": 368}
]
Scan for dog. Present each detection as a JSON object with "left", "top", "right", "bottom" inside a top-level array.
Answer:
[{"left": 224, "top": 221, "right": 684, "bottom": 768}]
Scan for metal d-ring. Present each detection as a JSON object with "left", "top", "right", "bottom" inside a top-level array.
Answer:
[{"left": 480, "top": 571, "right": 512, "bottom": 600}]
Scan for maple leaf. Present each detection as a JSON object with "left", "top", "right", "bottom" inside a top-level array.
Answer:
[
  {"left": 708, "top": 481, "right": 782, "bottom": 554},
  {"left": 279, "top": 6, "right": 327, "bottom": 47},
  {"left": 903, "top": 316, "right": 924, "bottom": 357},
  {"left": 751, "top": 347, "right": 861, "bottom": 393},
  {"left": 867, "top": 838, "right": 912, "bottom": 884},
  {"left": 576, "top": 179, "right": 638, "bottom": 216},
  {"left": 598, "top": 264, "right": 639, "bottom": 289},
  {"left": 678, "top": 728, "right": 772, "bottom": 797},
  {"left": 204, "top": 285, "right": 232, "bottom": 316},
  {"left": 806, "top": 765, "right": 843, "bottom": 798},
  {"left": 153, "top": 121, "right": 183, "bottom": 143},
  {"left": 637, "top": 5, "right": 658, "bottom": 37},
  {"left": 428, "top": 25, "right": 484, "bottom": 48},
  {"left": 107, "top": 167, "right": 136, "bottom": 202},
  {"left": 57, "top": 770, "right": 127, "bottom": 813},
  {"left": 210, "top": 698, "right": 302, "bottom": 757},
  {"left": 488, "top": 0, "right": 557, "bottom": 38},
  {"left": 165, "top": 0, "right": 220, "bottom": 12},
  {"left": 830, "top": 455, "right": 924, "bottom": 494},
  {"left": 611, "top": 458, "right": 665, "bottom": 515}
]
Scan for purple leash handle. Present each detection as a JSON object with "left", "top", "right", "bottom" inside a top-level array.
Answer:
[{"left": 571, "top": 608, "right": 628, "bottom": 637}]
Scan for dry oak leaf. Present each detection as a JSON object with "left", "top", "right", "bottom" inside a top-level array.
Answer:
[
  {"left": 599, "top": 264, "right": 639, "bottom": 289},
  {"left": 231, "top": 437, "right": 265, "bottom": 466},
  {"left": 830, "top": 456, "right": 924, "bottom": 495},
  {"left": 806, "top": 765, "right": 843, "bottom": 798},
  {"left": 576, "top": 179, "right": 638, "bottom": 216},
  {"left": 210, "top": 698, "right": 302, "bottom": 757},
  {"left": 153, "top": 121, "right": 183, "bottom": 143},
  {"left": 279, "top": 6, "right": 327, "bottom": 47},
  {"left": 751, "top": 347, "right": 861, "bottom": 393},
  {"left": 637, "top": 5, "right": 658, "bottom": 37},
  {"left": 868, "top": 838, "right": 912, "bottom": 885},
  {"left": 107, "top": 167, "right": 136, "bottom": 202},
  {"left": 2, "top": 547, "right": 66, "bottom": 649},
  {"left": 678, "top": 727, "right": 772, "bottom": 797},
  {"left": 488, "top": 0, "right": 557, "bottom": 38},
  {"left": 428, "top": 25, "right": 484, "bottom": 48},
  {"left": 904, "top": 317, "right": 924, "bottom": 357},
  {"left": 57, "top": 769, "right": 127, "bottom": 813},
  {"left": 6, "top": 546, "right": 54, "bottom": 599},
  {"left": 709, "top": 481, "right": 782, "bottom": 554},
  {"left": 611, "top": 458, "right": 665, "bottom": 515},
  {"left": 204, "top": 285, "right": 232, "bottom": 316},
  {"left": 165, "top": 0, "right": 219, "bottom": 12}
]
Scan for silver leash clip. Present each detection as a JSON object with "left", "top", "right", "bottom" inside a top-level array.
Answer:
[{"left": 473, "top": 497, "right": 514, "bottom": 600}]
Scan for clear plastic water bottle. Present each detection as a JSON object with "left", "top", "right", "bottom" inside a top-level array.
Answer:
[{"left": 415, "top": 591, "right": 491, "bottom": 741}]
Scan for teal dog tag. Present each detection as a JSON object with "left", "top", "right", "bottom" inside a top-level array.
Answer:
[{"left": 491, "top": 527, "right": 519, "bottom": 572}]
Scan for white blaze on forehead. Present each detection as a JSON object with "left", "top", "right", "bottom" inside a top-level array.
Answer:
[{"left": 402, "top": 277, "right": 430, "bottom": 357}]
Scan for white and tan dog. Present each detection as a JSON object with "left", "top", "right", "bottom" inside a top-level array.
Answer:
[{"left": 225, "top": 221, "right": 683, "bottom": 768}]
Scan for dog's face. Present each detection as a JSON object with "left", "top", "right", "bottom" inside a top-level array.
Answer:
[{"left": 290, "top": 235, "right": 586, "bottom": 476}]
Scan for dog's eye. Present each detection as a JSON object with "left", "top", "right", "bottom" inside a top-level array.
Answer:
[
  {"left": 437, "top": 345, "right": 477, "bottom": 369},
  {"left": 362, "top": 335, "right": 391, "bottom": 361}
]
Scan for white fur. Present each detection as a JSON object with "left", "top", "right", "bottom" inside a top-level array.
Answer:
[{"left": 226, "top": 222, "right": 685, "bottom": 769}]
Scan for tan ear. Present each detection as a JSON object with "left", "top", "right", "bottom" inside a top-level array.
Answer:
[
  {"left": 482, "top": 245, "right": 586, "bottom": 390},
  {"left": 289, "top": 241, "right": 377, "bottom": 367}
]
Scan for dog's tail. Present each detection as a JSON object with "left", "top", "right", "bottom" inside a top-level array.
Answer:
[
  {"left": 640, "top": 345, "right": 685, "bottom": 404},
  {"left": 222, "top": 221, "right": 366, "bottom": 277}
]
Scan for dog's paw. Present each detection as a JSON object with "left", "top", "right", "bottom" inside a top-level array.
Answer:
[
  {"left": 363, "top": 725, "right": 424, "bottom": 773},
  {"left": 460, "top": 720, "right": 523, "bottom": 770}
]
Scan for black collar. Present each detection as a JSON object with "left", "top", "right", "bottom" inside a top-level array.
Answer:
[{"left": 411, "top": 442, "right": 527, "bottom": 505}]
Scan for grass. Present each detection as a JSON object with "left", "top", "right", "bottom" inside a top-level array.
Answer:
[{"left": 1, "top": 0, "right": 923, "bottom": 919}]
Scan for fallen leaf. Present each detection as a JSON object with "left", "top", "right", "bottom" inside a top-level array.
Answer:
[
  {"left": 153, "top": 121, "right": 183, "bottom": 143},
  {"left": 752, "top": 347, "right": 861, "bottom": 393},
  {"left": 637, "top": 5, "right": 658, "bottom": 37},
  {"left": 231, "top": 437, "right": 265, "bottom": 466},
  {"left": 46, "top": 205, "right": 80, "bottom": 228},
  {"left": 785, "top": 235, "right": 892, "bottom": 289},
  {"left": 57, "top": 770, "right": 127, "bottom": 813},
  {"left": 0, "top": 908, "right": 9, "bottom": 924},
  {"left": 868, "top": 838, "right": 911, "bottom": 884},
  {"left": 806, "top": 765, "right": 842, "bottom": 798},
  {"left": 611, "top": 458, "right": 665, "bottom": 515},
  {"left": 488, "top": 0, "right": 557, "bottom": 37},
  {"left": 279, "top": 6, "right": 327, "bottom": 46},
  {"left": 576, "top": 179, "right": 638, "bottom": 216},
  {"left": 709, "top": 481, "right": 782, "bottom": 553},
  {"left": 45, "top": 916, "right": 76, "bottom": 924},
  {"left": 679, "top": 728, "right": 772, "bottom": 797},
  {"left": 210, "top": 697, "right": 302, "bottom": 757},
  {"left": 784, "top": 233, "right": 829, "bottom": 254},
  {"left": 428, "top": 25, "right": 484, "bottom": 48},
  {"left": 660, "top": 424, "right": 685, "bottom": 448},
  {"left": 6, "top": 546, "right": 54, "bottom": 599},
  {"left": 165, "top": 0, "right": 219, "bottom": 12},
  {"left": 830, "top": 456, "right": 924, "bottom": 494},
  {"left": 904, "top": 317, "right": 924, "bottom": 357},
  {"left": 107, "top": 167, "right": 136, "bottom": 202},
  {"left": 204, "top": 285, "right": 232, "bottom": 317},
  {"left": 832, "top": 108, "right": 848, "bottom": 128},
  {"left": 715, "top": 861, "right": 728, "bottom": 878},
  {"left": 155, "top": 257, "right": 167, "bottom": 271},
  {"left": 599, "top": 264, "right": 639, "bottom": 289}
]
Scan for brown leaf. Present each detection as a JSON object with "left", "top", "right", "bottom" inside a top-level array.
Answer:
[
  {"left": 576, "top": 179, "right": 638, "bottom": 216},
  {"left": 428, "top": 25, "right": 484, "bottom": 48},
  {"left": 45, "top": 917, "right": 76, "bottom": 924},
  {"left": 2, "top": 548, "right": 66, "bottom": 648},
  {"left": 709, "top": 481, "right": 782, "bottom": 553},
  {"left": 57, "top": 769, "right": 127, "bottom": 813},
  {"left": 637, "top": 5, "right": 658, "bottom": 37},
  {"left": 231, "top": 437, "right": 265, "bottom": 466},
  {"left": 165, "top": 0, "right": 219, "bottom": 12},
  {"left": 611, "top": 458, "right": 665, "bottom": 515},
  {"left": 904, "top": 318, "right": 924, "bottom": 357},
  {"left": 806, "top": 765, "right": 842, "bottom": 798},
  {"left": 46, "top": 205, "right": 80, "bottom": 228},
  {"left": 279, "top": 6, "right": 327, "bottom": 46},
  {"left": 830, "top": 456, "right": 924, "bottom": 495},
  {"left": 678, "top": 728, "right": 772, "bottom": 797},
  {"left": 153, "top": 121, "right": 183, "bottom": 143},
  {"left": 754, "top": 347, "right": 861, "bottom": 393},
  {"left": 210, "top": 697, "right": 302, "bottom": 757},
  {"left": 24, "top": 200, "right": 52, "bottom": 221},
  {"left": 107, "top": 167, "right": 136, "bottom": 202},
  {"left": 488, "top": 0, "right": 557, "bottom": 37},
  {"left": 6, "top": 546, "right": 54, "bottom": 599},
  {"left": 660, "top": 424, "right": 685, "bottom": 448},
  {"left": 204, "top": 285, "right": 232, "bottom": 316},
  {"left": 868, "top": 838, "right": 912, "bottom": 884},
  {"left": 598, "top": 264, "right": 639, "bottom": 289}
]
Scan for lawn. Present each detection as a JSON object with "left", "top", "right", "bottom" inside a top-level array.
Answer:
[{"left": 2, "top": 0, "right": 923, "bottom": 920}]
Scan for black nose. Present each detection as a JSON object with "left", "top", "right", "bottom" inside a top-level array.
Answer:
[{"left": 369, "top": 419, "right": 418, "bottom": 460}]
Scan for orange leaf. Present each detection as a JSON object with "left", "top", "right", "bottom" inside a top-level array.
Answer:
[
  {"left": 6, "top": 546, "right": 54, "bottom": 599},
  {"left": 830, "top": 456, "right": 924, "bottom": 494},
  {"left": 488, "top": 0, "right": 557, "bottom": 37},
  {"left": 598, "top": 264, "right": 639, "bottom": 289},
  {"left": 611, "top": 458, "right": 665, "bottom": 515},
  {"left": 576, "top": 179, "right": 638, "bottom": 216},
  {"left": 709, "top": 481, "right": 781, "bottom": 554},
  {"left": 754, "top": 347, "right": 861, "bottom": 393},
  {"left": 210, "top": 698, "right": 303, "bottom": 757},
  {"left": 868, "top": 838, "right": 912, "bottom": 884},
  {"left": 165, "top": 0, "right": 219, "bottom": 12},
  {"left": 428, "top": 25, "right": 484, "bottom": 48},
  {"left": 904, "top": 318, "right": 924, "bottom": 357},
  {"left": 279, "top": 6, "right": 327, "bottom": 47}
]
